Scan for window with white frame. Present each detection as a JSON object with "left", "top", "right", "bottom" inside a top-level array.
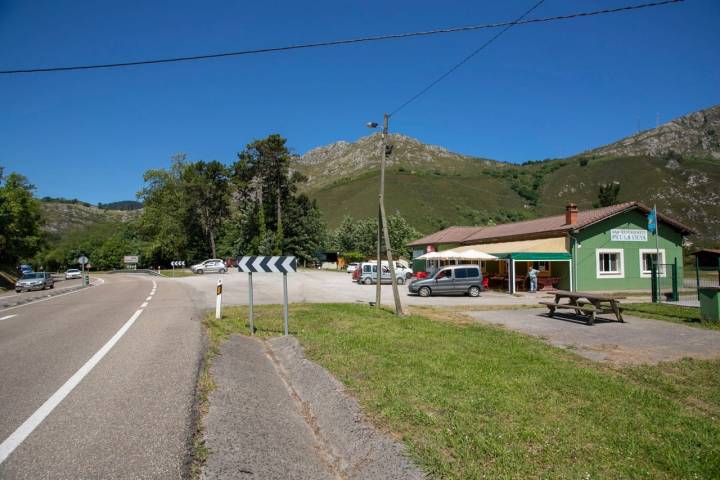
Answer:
[
  {"left": 596, "top": 248, "right": 624, "bottom": 278},
  {"left": 639, "top": 249, "right": 666, "bottom": 278}
]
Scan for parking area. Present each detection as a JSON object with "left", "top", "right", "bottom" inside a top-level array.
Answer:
[
  {"left": 176, "top": 268, "right": 558, "bottom": 309},
  {"left": 466, "top": 308, "right": 720, "bottom": 364}
]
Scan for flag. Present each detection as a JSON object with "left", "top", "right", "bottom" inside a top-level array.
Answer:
[{"left": 647, "top": 207, "right": 657, "bottom": 235}]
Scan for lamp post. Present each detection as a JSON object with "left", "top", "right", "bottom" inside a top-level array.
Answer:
[{"left": 366, "top": 114, "right": 405, "bottom": 316}]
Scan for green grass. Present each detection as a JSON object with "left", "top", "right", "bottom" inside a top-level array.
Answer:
[
  {"left": 160, "top": 269, "right": 195, "bottom": 278},
  {"left": 623, "top": 302, "right": 720, "bottom": 330},
  {"left": 207, "top": 304, "right": 720, "bottom": 479}
]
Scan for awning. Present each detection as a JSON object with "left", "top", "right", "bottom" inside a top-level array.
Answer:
[
  {"left": 442, "top": 249, "right": 497, "bottom": 260},
  {"left": 455, "top": 237, "right": 571, "bottom": 260}
]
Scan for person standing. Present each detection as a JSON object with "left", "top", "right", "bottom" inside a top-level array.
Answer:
[{"left": 528, "top": 266, "right": 539, "bottom": 293}]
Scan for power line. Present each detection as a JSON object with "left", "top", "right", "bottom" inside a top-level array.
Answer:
[
  {"left": 391, "top": 0, "right": 546, "bottom": 116},
  {"left": 0, "top": 0, "right": 684, "bottom": 75}
]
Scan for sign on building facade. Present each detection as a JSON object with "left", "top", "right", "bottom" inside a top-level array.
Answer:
[{"left": 610, "top": 229, "right": 648, "bottom": 242}]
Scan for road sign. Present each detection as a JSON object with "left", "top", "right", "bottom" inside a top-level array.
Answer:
[
  {"left": 237, "top": 256, "right": 297, "bottom": 273},
  {"left": 77, "top": 255, "right": 89, "bottom": 265},
  {"left": 170, "top": 261, "right": 186, "bottom": 267},
  {"left": 123, "top": 255, "right": 139, "bottom": 264},
  {"left": 237, "top": 256, "right": 296, "bottom": 335}
]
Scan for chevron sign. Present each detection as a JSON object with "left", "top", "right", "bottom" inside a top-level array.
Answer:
[{"left": 237, "top": 256, "right": 297, "bottom": 273}]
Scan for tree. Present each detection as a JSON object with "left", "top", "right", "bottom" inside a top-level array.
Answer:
[
  {"left": 182, "top": 160, "right": 230, "bottom": 258},
  {"left": 0, "top": 171, "right": 43, "bottom": 265},
  {"left": 596, "top": 181, "right": 621, "bottom": 208}
]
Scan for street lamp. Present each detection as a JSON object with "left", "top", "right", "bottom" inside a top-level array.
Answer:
[{"left": 366, "top": 114, "right": 405, "bottom": 316}]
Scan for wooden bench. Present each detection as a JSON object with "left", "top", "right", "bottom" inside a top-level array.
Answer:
[
  {"left": 539, "top": 301, "right": 598, "bottom": 324},
  {"left": 538, "top": 291, "right": 625, "bottom": 326}
]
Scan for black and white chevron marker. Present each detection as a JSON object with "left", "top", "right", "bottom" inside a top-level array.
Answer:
[{"left": 237, "top": 256, "right": 297, "bottom": 273}]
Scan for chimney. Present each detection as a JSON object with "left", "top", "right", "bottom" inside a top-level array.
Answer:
[{"left": 565, "top": 203, "right": 578, "bottom": 225}]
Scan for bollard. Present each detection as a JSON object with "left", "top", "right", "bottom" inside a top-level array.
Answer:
[{"left": 215, "top": 279, "right": 223, "bottom": 320}]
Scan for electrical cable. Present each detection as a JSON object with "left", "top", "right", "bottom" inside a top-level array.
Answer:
[{"left": 0, "top": 0, "right": 684, "bottom": 75}]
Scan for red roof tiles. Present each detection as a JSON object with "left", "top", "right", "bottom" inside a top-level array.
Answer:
[{"left": 408, "top": 201, "right": 694, "bottom": 247}]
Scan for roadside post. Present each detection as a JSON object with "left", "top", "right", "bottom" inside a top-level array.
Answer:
[
  {"left": 238, "top": 256, "right": 297, "bottom": 336},
  {"left": 215, "top": 279, "right": 223, "bottom": 320},
  {"left": 78, "top": 255, "right": 89, "bottom": 286}
]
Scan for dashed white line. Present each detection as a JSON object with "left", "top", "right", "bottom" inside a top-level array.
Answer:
[
  {"left": 0, "top": 314, "right": 17, "bottom": 321},
  {"left": 145, "top": 296, "right": 152, "bottom": 301},
  {"left": 0, "top": 283, "right": 151, "bottom": 465},
  {"left": 140, "top": 302, "right": 148, "bottom": 308}
]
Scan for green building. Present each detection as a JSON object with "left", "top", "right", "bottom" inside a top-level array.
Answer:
[{"left": 408, "top": 202, "right": 694, "bottom": 293}]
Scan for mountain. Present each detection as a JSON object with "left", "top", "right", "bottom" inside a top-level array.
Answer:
[
  {"left": 293, "top": 106, "right": 720, "bottom": 246},
  {"left": 583, "top": 105, "right": 720, "bottom": 159},
  {"left": 40, "top": 200, "right": 141, "bottom": 238}
]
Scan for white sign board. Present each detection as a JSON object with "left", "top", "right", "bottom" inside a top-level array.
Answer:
[
  {"left": 610, "top": 229, "right": 648, "bottom": 242},
  {"left": 77, "top": 255, "right": 89, "bottom": 265},
  {"left": 124, "top": 255, "right": 139, "bottom": 264}
]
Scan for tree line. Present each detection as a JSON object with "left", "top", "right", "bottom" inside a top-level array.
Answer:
[{"left": 4, "top": 134, "right": 422, "bottom": 272}]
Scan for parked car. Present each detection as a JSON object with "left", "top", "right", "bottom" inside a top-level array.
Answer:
[
  {"left": 346, "top": 262, "right": 360, "bottom": 274},
  {"left": 357, "top": 262, "right": 408, "bottom": 285},
  {"left": 408, "top": 265, "right": 483, "bottom": 297},
  {"left": 190, "top": 259, "right": 227, "bottom": 274},
  {"left": 16, "top": 272, "right": 54, "bottom": 292},
  {"left": 65, "top": 268, "right": 82, "bottom": 280}
]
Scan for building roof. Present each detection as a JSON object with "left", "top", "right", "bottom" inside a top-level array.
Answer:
[
  {"left": 408, "top": 201, "right": 695, "bottom": 247},
  {"left": 692, "top": 249, "right": 720, "bottom": 256}
]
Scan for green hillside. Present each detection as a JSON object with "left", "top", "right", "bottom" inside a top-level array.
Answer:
[
  {"left": 300, "top": 105, "right": 720, "bottom": 245},
  {"left": 40, "top": 200, "right": 141, "bottom": 239}
]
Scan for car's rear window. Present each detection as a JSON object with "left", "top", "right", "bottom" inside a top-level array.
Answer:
[{"left": 455, "top": 267, "right": 480, "bottom": 278}]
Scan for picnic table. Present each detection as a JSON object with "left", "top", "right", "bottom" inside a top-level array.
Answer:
[{"left": 539, "top": 290, "right": 625, "bottom": 326}]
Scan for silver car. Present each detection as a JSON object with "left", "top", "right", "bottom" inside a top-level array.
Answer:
[
  {"left": 65, "top": 269, "right": 82, "bottom": 280},
  {"left": 358, "top": 262, "right": 407, "bottom": 285},
  {"left": 190, "top": 259, "right": 227, "bottom": 274},
  {"left": 16, "top": 272, "right": 54, "bottom": 292},
  {"left": 408, "top": 264, "right": 483, "bottom": 297}
]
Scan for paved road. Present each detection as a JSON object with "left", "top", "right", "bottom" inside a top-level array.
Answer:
[
  {"left": 0, "top": 274, "right": 204, "bottom": 479},
  {"left": 177, "top": 269, "right": 557, "bottom": 308},
  {"left": 0, "top": 277, "right": 84, "bottom": 305}
]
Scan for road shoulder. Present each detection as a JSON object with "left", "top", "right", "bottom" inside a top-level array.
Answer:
[{"left": 202, "top": 335, "right": 424, "bottom": 480}]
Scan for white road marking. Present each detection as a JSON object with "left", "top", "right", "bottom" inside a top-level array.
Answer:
[
  {"left": 145, "top": 296, "right": 152, "bottom": 301},
  {"left": 0, "top": 314, "right": 17, "bottom": 321},
  {"left": 141, "top": 302, "right": 148, "bottom": 308},
  {"left": 0, "top": 290, "right": 150, "bottom": 465},
  {"left": 0, "top": 278, "right": 106, "bottom": 314}
]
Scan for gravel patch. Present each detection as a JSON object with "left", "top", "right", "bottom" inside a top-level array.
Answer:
[{"left": 467, "top": 308, "right": 720, "bottom": 364}]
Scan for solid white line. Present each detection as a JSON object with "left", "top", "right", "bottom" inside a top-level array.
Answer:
[
  {"left": 0, "top": 278, "right": 106, "bottom": 314},
  {"left": 140, "top": 302, "right": 148, "bottom": 308},
  {"left": 0, "top": 314, "right": 17, "bottom": 321},
  {"left": 0, "top": 306, "right": 146, "bottom": 465}
]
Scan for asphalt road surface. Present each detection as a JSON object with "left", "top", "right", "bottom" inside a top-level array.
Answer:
[{"left": 0, "top": 274, "right": 204, "bottom": 479}]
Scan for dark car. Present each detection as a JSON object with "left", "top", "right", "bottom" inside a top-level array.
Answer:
[
  {"left": 15, "top": 272, "right": 54, "bottom": 292},
  {"left": 408, "top": 265, "right": 483, "bottom": 297}
]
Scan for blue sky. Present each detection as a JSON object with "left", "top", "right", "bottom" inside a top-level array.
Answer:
[{"left": 1, "top": 0, "right": 718, "bottom": 203}]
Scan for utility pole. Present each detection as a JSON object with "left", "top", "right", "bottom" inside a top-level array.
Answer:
[{"left": 376, "top": 113, "right": 405, "bottom": 315}]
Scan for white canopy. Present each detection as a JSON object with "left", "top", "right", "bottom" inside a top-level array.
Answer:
[
  {"left": 417, "top": 251, "right": 444, "bottom": 260},
  {"left": 445, "top": 249, "right": 497, "bottom": 260}
]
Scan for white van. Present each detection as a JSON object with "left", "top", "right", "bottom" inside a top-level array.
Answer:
[{"left": 358, "top": 261, "right": 410, "bottom": 285}]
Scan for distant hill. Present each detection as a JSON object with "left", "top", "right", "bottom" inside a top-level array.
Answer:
[
  {"left": 40, "top": 200, "right": 141, "bottom": 239},
  {"left": 293, "top": 106, "right": 720, "bottom": 246},
  {"left": 98, "top": 200, "right": 143, "bottom": 211},
  {"left": 582, "top": 105, "right": 720, "bottom": 159}
]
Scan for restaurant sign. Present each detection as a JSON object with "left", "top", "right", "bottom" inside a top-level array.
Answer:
[{"left": 610, "top": 229, "right": 648, "bottom": 242}]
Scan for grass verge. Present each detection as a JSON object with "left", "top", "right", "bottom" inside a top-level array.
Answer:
[
  {"left": 161, "top": 269, "right": 195, "bottom": 278},
  {"left": 207, "top": 303, "right": 720, "bottom": 479},
  {"left": 622, "top": 302, "right": 720, "bottom": 330}
]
